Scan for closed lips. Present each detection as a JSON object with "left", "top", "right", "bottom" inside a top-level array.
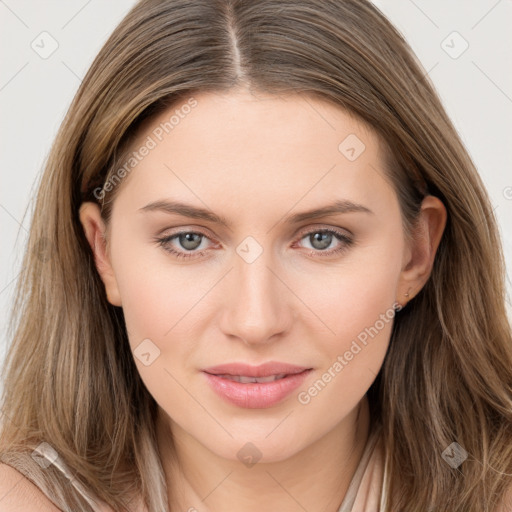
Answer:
[{"left": 203, "top": 365, "right": 313, "bottom": 408}]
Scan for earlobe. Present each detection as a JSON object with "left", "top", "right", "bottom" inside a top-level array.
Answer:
[
  {"left": 397, "top": 195, "right": 447, "bottom": 306},
  {"left": 78, "top": 202, "right": 122, "bottom": 306}
]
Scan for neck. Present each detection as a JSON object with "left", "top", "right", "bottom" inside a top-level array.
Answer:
[{"left": 157, "top": 397, "right": 371, "bottom": 512}]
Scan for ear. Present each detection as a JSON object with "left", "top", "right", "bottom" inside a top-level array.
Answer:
[
  {"left": 397, "top": 195, "right": 447, "bottom": 307},
  {"left": 79, "top": 202, "right": 122, "bottom": 306}
]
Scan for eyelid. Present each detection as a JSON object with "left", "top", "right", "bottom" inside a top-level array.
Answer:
[
  {"left": 294, "top": 223, "right": 353, "bottom": 239},
  {"left": 156, "top": 224, "right": 217, "bottom": 238}
]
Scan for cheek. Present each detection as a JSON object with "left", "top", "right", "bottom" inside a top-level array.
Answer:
[
  {"left": 115, "top": 268, "right": 202, "bottom": 342},
  {"left": 109, "top": 249, "right": 205, "bottom": 416},
  {"left": 108, "top": 222, "right": 209, "bottom": 344},
  {"left": 299, "top": 230, "right": 403, "bottom": 343},
  {"left": 293, "top": 237, "right": 402, "bottom": 407}
]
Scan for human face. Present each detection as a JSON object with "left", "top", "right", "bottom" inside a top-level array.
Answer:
[{"left": 96, "top": 89, "right": 406, "bottom": 462}]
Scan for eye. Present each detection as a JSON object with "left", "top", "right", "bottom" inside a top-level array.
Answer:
[
  {"left": 293, "top": 228, "right": 354, "bottom": 257},
  {"left": 155, "top": 231, "right": 213, "bottom": 260}
]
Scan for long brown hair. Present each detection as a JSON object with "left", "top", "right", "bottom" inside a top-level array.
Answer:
[{"left": 1, "top": 1, "right": 511, "bottom": 511}]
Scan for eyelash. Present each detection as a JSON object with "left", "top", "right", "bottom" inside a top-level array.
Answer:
[{"left": 155, "top": 227, "right": 354, "bottom": 260}]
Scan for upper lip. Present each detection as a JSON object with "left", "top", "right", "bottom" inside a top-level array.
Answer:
[{"left": 203, "top": 362, "right": 312, "bottom": 378}]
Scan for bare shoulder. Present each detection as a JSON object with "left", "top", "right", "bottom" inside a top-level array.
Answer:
[{"left": 0, "top": 463, "right": 62, "bottom": 511}]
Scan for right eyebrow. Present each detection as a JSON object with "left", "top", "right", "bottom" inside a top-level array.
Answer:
[{"left": 139, "top": 200, "right": 230, "bottom": 228}]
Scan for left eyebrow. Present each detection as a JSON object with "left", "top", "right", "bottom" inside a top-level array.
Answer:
[
  {"left": 138, "top": 198, "right": 373, "bottom": 228},
  {"left": 283, "top": 199, "right": 374, "bottom": 224}
]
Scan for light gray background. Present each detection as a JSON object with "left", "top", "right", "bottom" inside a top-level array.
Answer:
[{"left": 1, "top": 1, "right": 511, "bottom": 382}]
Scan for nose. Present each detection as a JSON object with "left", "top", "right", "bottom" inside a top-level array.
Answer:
[{"left": 218, "top": 245, "right": 294, "bottom": 346}]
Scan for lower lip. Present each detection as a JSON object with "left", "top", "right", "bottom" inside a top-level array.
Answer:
[{"left": 202, "top": 369, "right": 312, "bottom": 409}]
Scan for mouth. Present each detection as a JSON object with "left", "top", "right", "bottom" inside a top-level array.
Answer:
[{"left": 202, "top": 364, "right": 313, "bottom": 409}]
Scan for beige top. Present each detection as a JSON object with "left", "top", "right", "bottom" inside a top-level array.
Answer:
[{"left": 337, "top": 423, "right": 387, "bottom": 512}]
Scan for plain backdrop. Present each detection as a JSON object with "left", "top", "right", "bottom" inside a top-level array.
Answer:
[{"left": 1, "top": 1, "right": 511, "bottom": 392}]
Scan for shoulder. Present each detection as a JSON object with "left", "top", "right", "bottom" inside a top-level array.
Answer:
[{"left": 0, "top": 463, "right": 62, "bottom": 511}]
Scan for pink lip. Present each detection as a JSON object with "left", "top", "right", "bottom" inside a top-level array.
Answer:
[{"left": 202, "top": 362, "right": 312, "bottom": 409}]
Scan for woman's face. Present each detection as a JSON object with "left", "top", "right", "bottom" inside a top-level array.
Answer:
[{"left": 82, "top": 89, "right": 428, "bottom": 462}]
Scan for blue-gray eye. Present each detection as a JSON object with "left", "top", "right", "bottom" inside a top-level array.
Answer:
[
  {"left": 177, "top": 232, "right": 203, "bottom": 251},
  {"left": 308, "top": 232, "right": 333, "bottom": 250}
]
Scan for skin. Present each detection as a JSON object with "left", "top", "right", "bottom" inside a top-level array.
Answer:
[{"left": 80, "top": 88, "right": 446, "bottom": 512}]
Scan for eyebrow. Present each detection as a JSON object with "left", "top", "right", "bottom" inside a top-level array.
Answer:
[{"left": 139, "top": 199, "right": 373, "bottom": 228}]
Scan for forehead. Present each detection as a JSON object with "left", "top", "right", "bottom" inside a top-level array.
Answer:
[{"left": 111, "top": 89, "right": 397, "bottom": 219}]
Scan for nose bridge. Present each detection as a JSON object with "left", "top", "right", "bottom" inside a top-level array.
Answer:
[{"left": 220, "top": 237, "right": 291, "bottom": 344}]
